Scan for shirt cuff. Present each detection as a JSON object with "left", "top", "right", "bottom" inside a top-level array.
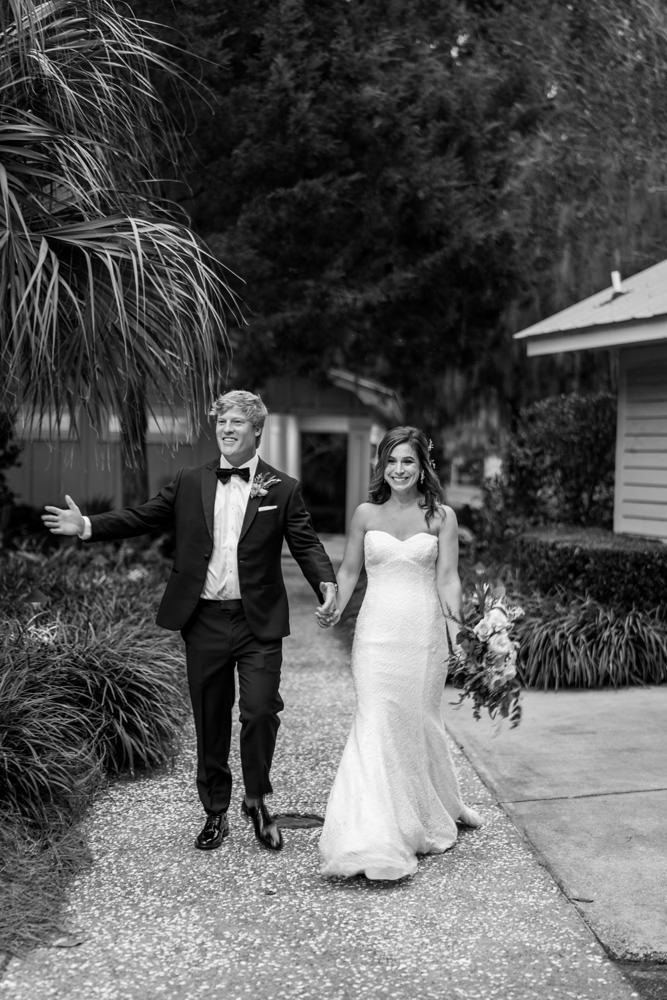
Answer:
[{"left": 80, "top": 516, "right": 92, "bottom": 540}]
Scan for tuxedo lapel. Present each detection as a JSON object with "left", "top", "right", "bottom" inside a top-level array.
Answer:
[
  {"left": 201, "top": 461, "right": 219, "bottom": 540},
  {"left": 239, "top": 458, "right": 277, "bottom": 544}
]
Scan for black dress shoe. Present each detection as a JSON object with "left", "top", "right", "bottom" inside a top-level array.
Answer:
[
  {"left": 195, "top": 812, "right": 229, "bottom": 851},
  {"left": 241, "top": 799, "right": 283, "bottom": 851}
]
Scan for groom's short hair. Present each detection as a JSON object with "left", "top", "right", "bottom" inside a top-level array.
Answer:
[{"left": 209, "top": 390, "right": 269, "bottom": 440}]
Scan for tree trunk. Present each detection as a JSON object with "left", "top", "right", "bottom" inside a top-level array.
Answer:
[{"left": 119, "top": 383, "right": 149, "bottom": 508}]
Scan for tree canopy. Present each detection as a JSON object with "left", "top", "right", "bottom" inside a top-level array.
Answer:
[{"left": 126, "top": 0, "right": 667, "bottom": 432}]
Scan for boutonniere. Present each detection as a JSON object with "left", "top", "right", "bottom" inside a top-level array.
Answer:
[{"left": 250, "top": 472, "right": 281, "bottom": 499}]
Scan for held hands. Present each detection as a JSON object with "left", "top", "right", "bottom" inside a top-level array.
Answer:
[
  {"left": 41, "top": 495, "right": 85, "bottom": 536},
  {"left": 316, "top": 606, "right": 342, "bottom": 629},
  {"left": 316, "top": 581, "right": 341, "bottom": 629}
]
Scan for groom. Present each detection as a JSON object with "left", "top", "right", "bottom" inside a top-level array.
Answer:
[{"left": 42, "top": 390, "right": 337, "bottom": 853}]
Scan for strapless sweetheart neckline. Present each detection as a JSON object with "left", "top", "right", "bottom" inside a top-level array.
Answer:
[{"left": 366, "top": 528, "right": 437, "bottom": 544}]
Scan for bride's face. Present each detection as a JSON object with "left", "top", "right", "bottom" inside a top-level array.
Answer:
[{"left": 384, "top": 442, "right": 420, "bottom": 494}]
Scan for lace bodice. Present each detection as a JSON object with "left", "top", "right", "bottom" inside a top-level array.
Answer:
[{"left": 358, "top": 529, "right": 444, "bottom": 657}]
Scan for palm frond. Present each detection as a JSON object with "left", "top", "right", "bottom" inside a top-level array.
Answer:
[{"left": 1, "top": 0, "right": 243, "bottom": 442}]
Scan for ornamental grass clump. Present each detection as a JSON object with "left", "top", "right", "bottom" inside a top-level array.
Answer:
[
  {"left": 0, "top": 627, "right": 102, "bottom": 833},
  {"left": 2, "top": 613, "right": 187, "bottom": 783},
  {"left": 62, "top": 618, "right": 188, "bottom": 775},
  {"left": 0, "top": 545, "right": 187, "bottom": 957},
  {"left": 516, "top": 595, "right": 667, "bottom": 689}
]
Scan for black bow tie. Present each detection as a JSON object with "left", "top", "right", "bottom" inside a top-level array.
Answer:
[{"left": 216, "top": 466, "right": 250, "bottom": 483}]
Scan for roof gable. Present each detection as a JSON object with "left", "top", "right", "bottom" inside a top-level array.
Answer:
[{"left": 514, "top": 259, "right": 667, "bottom": 355}]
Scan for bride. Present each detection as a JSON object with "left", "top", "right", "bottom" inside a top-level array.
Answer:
[{"left": 316, "top": 426, "right": 481, "bottom": 881}]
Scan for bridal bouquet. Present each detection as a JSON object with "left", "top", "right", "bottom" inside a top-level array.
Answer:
[{"left": 447, "top": 580, "right": 524, "bottom": 728}]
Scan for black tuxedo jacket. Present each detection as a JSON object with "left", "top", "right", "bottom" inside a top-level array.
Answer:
[{"left": 88, "top": 458, "right": 335, "bottom": 640}]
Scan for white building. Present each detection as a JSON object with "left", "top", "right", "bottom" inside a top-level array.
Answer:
[{"left": 514, "top": 261, "right": 667, "bottom": 541}]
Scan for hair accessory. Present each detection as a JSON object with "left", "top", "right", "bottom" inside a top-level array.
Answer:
[{"left": 427, "top": 437, "right": 436, "bottom": 470}]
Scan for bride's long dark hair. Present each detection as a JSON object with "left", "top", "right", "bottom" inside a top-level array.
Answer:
[{"left": 368, "top": 426, "right": 444, "bottom": 522}]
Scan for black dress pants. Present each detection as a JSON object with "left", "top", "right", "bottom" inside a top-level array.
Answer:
[{"left": 182, "top": 599, "right": 283, "bottom": 815}]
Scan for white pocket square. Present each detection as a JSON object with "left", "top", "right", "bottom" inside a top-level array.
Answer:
[{"left": 258, "top": 505, "right": 278, "bottom": 511}]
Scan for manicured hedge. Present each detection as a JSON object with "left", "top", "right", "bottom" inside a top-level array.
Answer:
[{"left": 510, "top": 526, "right": 667, "bottom": 612}]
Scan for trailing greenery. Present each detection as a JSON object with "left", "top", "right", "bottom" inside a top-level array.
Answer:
[
  {"left": 0, "top": 639, "right": 102, "bottom": 833},
  {"left": 510, "top": 527, "right": 667, "bottom": 613},
  {"left": 515, "top": 594, "right": 667, "bottom": 690}
]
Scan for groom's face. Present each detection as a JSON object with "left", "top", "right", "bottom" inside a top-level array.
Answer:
[{"left": 215, "top": 406, "right": 259, "bottom": 465}]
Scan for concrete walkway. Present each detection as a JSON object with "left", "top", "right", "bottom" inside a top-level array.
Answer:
[
  {"left": 444, "top": 686, "right": 667, "bottom": 963},
  {"left": 0, "top": 542, "right": 659, "bottom": 1000}
]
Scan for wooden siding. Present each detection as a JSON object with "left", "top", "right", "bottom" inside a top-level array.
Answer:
[
  {"left": 8, "top": 410, "right": 217, "bottom": 511},
  {"left": 615, "top": 346, "right": 667, "bottom": 540}
]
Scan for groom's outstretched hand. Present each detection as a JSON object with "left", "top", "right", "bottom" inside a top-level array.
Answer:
[{"left": 42, "top": 495, "right": 85, "bottom": 537}]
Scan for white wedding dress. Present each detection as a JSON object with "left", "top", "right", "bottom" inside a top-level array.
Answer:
[{"left": 319, "top": 529, "right": 473, "bottom": 881}]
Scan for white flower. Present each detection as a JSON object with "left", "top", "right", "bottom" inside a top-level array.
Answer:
[
  {"left": 474, "top": 619, "right": 492, "bottom": 641},
  {"left": 485, "top": 606, "right": 510, "bottom": 632},
  {"left": 488, "top": 630, "right": 512, "bottom": 656}
]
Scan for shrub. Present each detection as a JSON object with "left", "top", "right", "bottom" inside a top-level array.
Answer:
[
  {"left": 1, "top": 614, "right": 187, "bottom": 781},
  {"left": 0, "top": 540, "right": 169, "bottom": 624},
  {"left": 0, "top": 543, "right": 186, "bottom": 808},
  {"left": 516, "top": 594, "right": 667, "bottom": 689},
  {"left": 510, "top": 526, "right": 667, "bottom": 612},
  {"left": 0, "top": 541, "right": 188, "bottom": 956},
  {"left": 62, "top": 619, "right": 187, "bottom": 774},
  {"left": 504, "top": 391, "right": 616, "bottom": 528},
  {"left": 477, "top": 392, "right": 617, "bottom": 556},
  {"left": 0, "top": 633, "right": 101, "bottom": 832}
]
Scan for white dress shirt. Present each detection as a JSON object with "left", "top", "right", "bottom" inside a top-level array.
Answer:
[{"left": 200, "top": 453, "right": 259, "bottom": 600}]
